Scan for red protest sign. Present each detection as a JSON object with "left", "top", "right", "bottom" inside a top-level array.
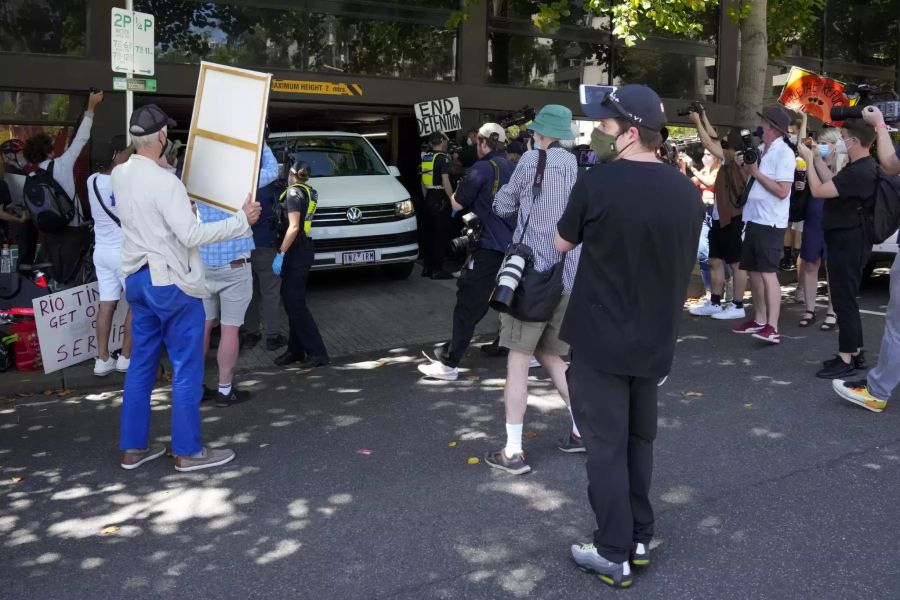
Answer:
[{"left": 778, "top": 67, "right": 853, "bottom": 125}]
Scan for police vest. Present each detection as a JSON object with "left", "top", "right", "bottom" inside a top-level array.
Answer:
[
  {"left": 274, "top": 183, "right": 318, "bottom": 239},
  {"left": 420, "top": 152, "right": 446, "bottom": 189}
]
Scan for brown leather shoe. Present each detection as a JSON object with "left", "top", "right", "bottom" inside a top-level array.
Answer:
[{"left": 120, "top": 445, "right": 167, "bottom": 470}]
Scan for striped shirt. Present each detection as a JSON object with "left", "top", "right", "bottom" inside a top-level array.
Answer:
[{"left": 493, "top": 147, "right": 581, "bottom": 294}]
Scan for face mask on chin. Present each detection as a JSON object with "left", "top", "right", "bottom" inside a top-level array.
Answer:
[{"left": 788, "top": 134, "right": 798, "bottom": 144}]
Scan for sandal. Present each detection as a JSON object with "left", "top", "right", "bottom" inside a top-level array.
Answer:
[
  {"left": 820, "top": 313, "right": 837, "bottom": 331},
  {"left": 799, "top": 311, "right": 816, "bottom": 327}
]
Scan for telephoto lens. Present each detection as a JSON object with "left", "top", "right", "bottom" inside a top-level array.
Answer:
[{"left": 489, "top": 244, "right": 533, "bottom": 313}]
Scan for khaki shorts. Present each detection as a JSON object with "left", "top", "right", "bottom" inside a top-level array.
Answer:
[
  {"left": 202, "top": 262, "right": 253, "bottom": 326},
  {"left": 499, "top": 295, "right": 570, "bottom": 356}
]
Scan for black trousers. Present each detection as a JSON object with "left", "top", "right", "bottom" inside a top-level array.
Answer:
[
  {"left": 421, "top": 189, "right": 452, "bottom": 271},
  {"left": 567, "top": 352, "right": 658, "bottom": 564},
  {"left": 825, "top": 227, "right": 869, "bottom": 354},
  {"left": 281, "top": 238, "right": 327, "bottom": 359},
  {"left": 440, "top": 247, "right": 504, "bottom": 368}
]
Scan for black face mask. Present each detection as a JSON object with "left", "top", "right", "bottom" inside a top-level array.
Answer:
[{"left": 159, "top": 133, "right": 168, "bottom": 158}]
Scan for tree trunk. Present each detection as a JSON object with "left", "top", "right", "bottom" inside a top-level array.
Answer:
[{"left": 734, "top": 0, "right": 768, "bottom": 128}]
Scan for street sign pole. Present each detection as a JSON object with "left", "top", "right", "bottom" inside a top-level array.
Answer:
[{"left": 125, "top": 0, "right": 134, "bottom": 140}]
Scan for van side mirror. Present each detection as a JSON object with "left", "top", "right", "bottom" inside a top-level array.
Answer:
[{"left": 387, "top": 166, "right": 401, "bottom": 177}]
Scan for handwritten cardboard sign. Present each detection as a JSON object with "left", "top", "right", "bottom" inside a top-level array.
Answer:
[
  {"left": 415, "top": 97, "right": 462, "bottom": 138},
  {"left": 778, "top": 67, "right": 852, "bottom": 125},
  {"left": 32, "top": 283, "right": 128, "bottom": 374}
]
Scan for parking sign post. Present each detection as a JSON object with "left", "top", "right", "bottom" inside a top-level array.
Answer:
[{"left": 111, "top": 2, "right": 154, "bottom": 137}]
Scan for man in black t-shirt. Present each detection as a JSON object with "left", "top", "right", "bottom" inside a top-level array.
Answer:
[
  {"left": 556, "top": 85, "right": 703, "bottom": 589},
  {"left": 800, "top": 118, "right": 878, "bottom": 379},
  {"left": 419, "top": 131, "right": 454, "bottom": 279}
]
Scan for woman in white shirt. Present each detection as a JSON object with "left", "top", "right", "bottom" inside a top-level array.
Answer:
[{"left": 88, "top": 136, "right": 134, "bottom": 376}]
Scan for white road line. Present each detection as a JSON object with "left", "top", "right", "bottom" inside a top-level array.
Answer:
[{"left": 815, "top": 302, "right": 886, "bottom": 317}]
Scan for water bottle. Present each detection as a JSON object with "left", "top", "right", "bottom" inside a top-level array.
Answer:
[
  {"left": 0, "top": 245, "right": 10, "bottom": 273},
  {"left": 9, "top": 245, "right": 18, "bottom": 272}
]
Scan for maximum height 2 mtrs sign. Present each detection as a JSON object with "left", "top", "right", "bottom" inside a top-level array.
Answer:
[{"left": 111, "top": 7, "right": 155, "bottom": 76}]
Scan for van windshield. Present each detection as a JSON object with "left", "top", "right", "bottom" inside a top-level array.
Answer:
[{"left": 271, "top": 137, "right": 388, "bottom": 178}]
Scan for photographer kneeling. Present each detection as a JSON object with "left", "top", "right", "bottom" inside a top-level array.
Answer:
[
  {"left": 417, "top": 124, "right": 515, "bottom": 381},
  {"left": 483, "top": 105, "right": 583, "bottom": 475}
]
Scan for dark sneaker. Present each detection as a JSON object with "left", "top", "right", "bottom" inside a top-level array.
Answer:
[
  {"left": 174, "top": 447, "right": 236, "bottom": 472},
  {"left": 431, "top": 270, "right": 454, "bottom": 280},
  {"left": 120, "top": 445, "right": 167, "bottom": 470},
  {"left": 215, "top": 387, "right": 251, "bottom": 408},
  {"left": 481, "top": 339, "right": 509, "bottom": 357},
  {"left": 242, "top": 332, "right": 261, "bottom": 349},
  {"left": 833, "top": 379, "right": 888, "bottom": 413},
  {"left": 732, "top": 320, "right": 765, "bottom": 334},
  {"left": 266, "top": 334, "right": 287, "bottom": 352},
  {"left": 853, "top": 351, "right": 867, "bottom": 371},
  {"left": 816, "top": 355, "right": 856, "bottom": 379},
  {"left": 631, "top": 542, "right": 650, "bottom": 568},
  {"left": 421, "top": 268, "right": 433, "bottom": 278},
  {"left": 274, "top": 351, "right": 304, "bottom": 366},
  {"left": 485, "top": 449, "right": 531, "bottom": 475},
  {"left": 299, "top": 355, "right": 329, "bottom": 369},
  {"left": 570, "top": 542, "right": 633, "bottom": 588},
  {"left": 751, "top": 324, "right": 781, "bottom": 344},
  {"left": 558, "top": 431, "right": 586, "bottom": 454}
]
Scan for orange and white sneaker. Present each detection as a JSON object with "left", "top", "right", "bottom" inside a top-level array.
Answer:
[{"left": 833, "top": 379, "right": 888, "bottom": 413}]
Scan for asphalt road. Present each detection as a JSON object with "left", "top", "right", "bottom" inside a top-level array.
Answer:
[{"left": 1, "top": 272, "right": 897, "bottom": 599}]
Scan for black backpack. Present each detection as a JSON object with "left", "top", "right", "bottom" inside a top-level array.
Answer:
[
  {"left": 23, "top": 161, "right": 76, "bottom": 233},
  {"left": 862, "top": 167, "right": 900, "bottom": 245}
]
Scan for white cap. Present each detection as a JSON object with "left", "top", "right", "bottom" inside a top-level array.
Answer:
[{"left": 478, "top": 123, "right": 507, "bottom": 143}]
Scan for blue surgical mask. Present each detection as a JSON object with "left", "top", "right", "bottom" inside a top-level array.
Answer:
[{"left": 818, "top": 143, "right": 831, "bottom": 158}]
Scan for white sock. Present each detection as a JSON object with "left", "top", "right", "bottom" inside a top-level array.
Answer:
[
  {"left": 623, "top": 562, "right": 632, "bottom": 576},
  {"left": 218, "top": 383, "right": 232, "bottom": 396},
  {"left": 504, "top": 423, "right": 523, "bottom": 458},
  {"left": 568, "top": 405, "right": 581, "bottom": 438}
]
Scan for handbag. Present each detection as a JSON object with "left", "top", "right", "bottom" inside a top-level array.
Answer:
[{"left": 506, "top": 150, "right": 567, "bottom": 323}]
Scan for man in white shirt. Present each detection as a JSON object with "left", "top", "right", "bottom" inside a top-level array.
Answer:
[
  {"left": 731, "top": 107, "right": 796, "bottom": 344},
  {"left": 113, "top": 104, "right": 261, "bottom": 472},
  {"left": 23, "top": 90, "right": 103, "bottom": 284},
  {"left": 88, "top": 135, "right": 134, "bottom": 377}
]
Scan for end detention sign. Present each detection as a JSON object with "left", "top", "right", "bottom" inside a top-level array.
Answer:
[{"left": 415, "top": 97, "right": 462, "bottom": 138}]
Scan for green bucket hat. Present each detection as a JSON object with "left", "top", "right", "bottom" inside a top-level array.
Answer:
[{"left": 530, "top": 104, "right": 575, "bottom": 140}]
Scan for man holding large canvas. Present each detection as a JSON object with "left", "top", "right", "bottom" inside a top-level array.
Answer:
[{"left": 113, "top": 104, "right": 261, "bottom": 472}]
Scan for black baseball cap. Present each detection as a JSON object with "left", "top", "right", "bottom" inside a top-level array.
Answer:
[
  {"left": 428, "top": 131, "right": 448, "bottom": 145},
  {"left": 129, "top": 104, "right": 176, "bottom": 136},
  {"left": 580, "top": 84, "right": 667, "bottom": 130}
]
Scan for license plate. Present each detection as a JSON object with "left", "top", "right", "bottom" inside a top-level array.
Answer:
[{"left": 342, "top": 251, "right": 376, "bottom": 265}]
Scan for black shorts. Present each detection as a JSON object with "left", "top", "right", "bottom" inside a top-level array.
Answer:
[
  {"left": 708, "top": 219, "right": 743, "bottom": 264},
  {"left": 739, "top": 222, "right": 785, "bottom": 273}
]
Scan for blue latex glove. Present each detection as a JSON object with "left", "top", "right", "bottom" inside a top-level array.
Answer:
[{"left": 272, "top": 252, "right": 284, "bottom": 276}]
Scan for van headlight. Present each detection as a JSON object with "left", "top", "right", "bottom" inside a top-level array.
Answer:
[{"left": 395, "top": 199, "right": 415, "bottom": 218}]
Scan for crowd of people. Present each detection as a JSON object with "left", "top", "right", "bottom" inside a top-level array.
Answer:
[{"left": 1, "top": 83, "right": 898, "bottom": 589}]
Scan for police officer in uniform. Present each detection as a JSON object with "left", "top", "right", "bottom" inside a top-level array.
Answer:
[
  {"left": 420, "top": 131, "right": 454, "bottom": 279},
  {"left": 272, "top": 161, "right": 329, "bottom": 368}
]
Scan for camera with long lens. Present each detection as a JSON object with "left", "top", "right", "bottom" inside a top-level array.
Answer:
[
  {"left": 676, "top": 101, "right": 706, "bottom": 117},
  {"left": 738, "top": 147, "right": 760, "bottom": 165},
  {"left": 489, "top": 243, "right": 534, "bottom": 313},
  {"left": 500, "top": 107, "right": 537, "bottom": 129},
  {"left": 450, "top": 212, "right": 481, "bottom": 253},
  {"left": 830, "top": 84, "right": 900, "bottom": 124}
]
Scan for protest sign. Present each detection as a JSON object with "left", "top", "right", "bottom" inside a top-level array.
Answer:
[
  {"left": 182, "top": 62, "right": 272, "bottom": 212},
  {"left": 777, "top": 67, "right": 852, "bottom": 125},
  {"left": 32, "top": 283, "right": 129, "bottom": 374},
  {"left": 415, "top": 97, "right": 462, "bottom": 138}
]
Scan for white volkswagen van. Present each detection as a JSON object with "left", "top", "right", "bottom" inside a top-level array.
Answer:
[{"left": 268, "top": 131, "right": 418, "bottom": 279}]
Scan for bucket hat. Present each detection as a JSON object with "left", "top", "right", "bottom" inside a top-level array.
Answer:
[{"left": 530, "top": 104, "right": 575, "bottom": 140}]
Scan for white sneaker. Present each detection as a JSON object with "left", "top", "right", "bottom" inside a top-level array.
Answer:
[
  {"left": 116, "top": 355, "right": 130, "bottom": 372},
  {"left": 530, "top": 356, "right": 540, "bottom": 369},
  {"left": 690, "top": 302, "right": 724, "bottom": 316},
  {"left": 94, "top": 357, "right": 116, "bottom": 376},
  {"left": 417, "top": 358, "right": 458, "bottom": 381},
  {"left": 711, "top": 303, "right": 746, "bottom": 320}
]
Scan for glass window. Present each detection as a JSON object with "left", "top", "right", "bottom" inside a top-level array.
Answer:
[
  {"left": 491, "top": 0, "right": 600, "bottom": 28},
  {"left": 488, "top": 34, "right": 610, "bottom": 89},
  {"left": 0, "top": 92, "right": 81, "bottom": 123},
  {"left": 0, "top": 0, "right": 87, "bottom": 55},
  {"left": 824, "top": 0, "right": 898, "bottom": 68},
  {"left": 270, "top": 136, "right": 388, "bottom": 178},
  {"left": 136, "top": 1, "right": 457, "bottom": 80},
  {"left": 613, "top": 47, "right": 716, "bottom": 101}
]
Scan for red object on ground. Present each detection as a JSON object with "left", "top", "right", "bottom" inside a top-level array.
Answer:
[{"left": 10, "top": 319, "right": 42, "bottom": 371}]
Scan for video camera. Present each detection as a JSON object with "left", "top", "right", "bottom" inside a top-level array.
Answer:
[
  {"left": 830, "top": 84, "right": 900, "bottom": 124},
  {"left": 450, "top": 212, "right": 481, "bottom": 254},
  {"left": 677, "top": 101, "right": 706, "bottom": 117},
  {"left": 500, "top": 107, "right": 536, "bottom": 129}
]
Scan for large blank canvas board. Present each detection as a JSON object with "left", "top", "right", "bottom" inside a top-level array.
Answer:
[{"left": 182, "top": 62, "right": 271, "bottom": 212}]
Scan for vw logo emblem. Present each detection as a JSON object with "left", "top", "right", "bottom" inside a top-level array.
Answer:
[{"left": 346, "top": 207, "right": 363, "bottom": 223}]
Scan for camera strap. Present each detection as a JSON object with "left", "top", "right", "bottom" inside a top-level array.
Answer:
[{"left": 516, "top": 150, "right": 547, "bottom": 245}]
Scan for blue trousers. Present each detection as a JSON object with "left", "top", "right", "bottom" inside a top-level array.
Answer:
[
  {"left": 120, "top": 268, "right": 205, "bottom": 456},
  {"left": 697, "top": 214, "right": 711, "bottom": 293},
  {"left": 869, "top": 255, "right": 900, "bottom": 400}
]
